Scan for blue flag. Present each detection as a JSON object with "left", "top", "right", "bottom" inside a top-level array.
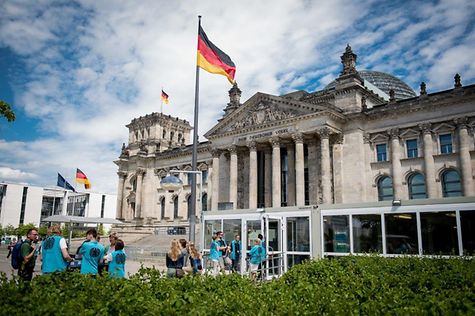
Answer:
[{"left": 57, "top": 173, "right": 76, "bottom": 192}]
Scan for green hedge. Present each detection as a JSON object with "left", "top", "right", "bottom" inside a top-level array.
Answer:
[{"left": 0, "top": 256, "right": 473, "bottom": 315}]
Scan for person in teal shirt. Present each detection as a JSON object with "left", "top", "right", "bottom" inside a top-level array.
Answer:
[
  {"left": 209, "top": 235, "right": 220, "bottom": 275},
  {"left": 249, "top": 239, "right": 264, "bottom": 281},
  {"left": 80, "top": 228, "right": 105, "bottom": 275},
  {"left": 106, "top": 239, "right": 127, "bottom": 278},
  {"left": 41, "top": 225, "right": 73, "bottom": 274},
  {"left": 230, "top": 234, "right": 241, "bottom": 273}
]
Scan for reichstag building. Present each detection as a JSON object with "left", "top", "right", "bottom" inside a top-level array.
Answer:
[{"left": 115, "top": 46, "right": 474, "bottom": 271}]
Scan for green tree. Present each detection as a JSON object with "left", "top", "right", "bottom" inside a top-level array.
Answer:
[
  {"left": 0, "top": 100, "right": 15, "bottom": 122},
  {"left": 98, "top": 224, "right": 105, "bottom": 236},
  {"left": 0, "top": 225, "right": 4, "bottom": 237},
  {"left": 15, "top": 223, "right": 37, "bottom": 238},
  {"left": 4, "top": 224, "right": 16, "bottom": 236}
]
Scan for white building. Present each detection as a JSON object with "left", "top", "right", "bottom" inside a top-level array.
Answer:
[{"left": 0, "top": 181, "right": 117, "bottom": 230}]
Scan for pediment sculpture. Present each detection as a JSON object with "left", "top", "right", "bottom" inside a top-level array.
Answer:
[{"left": 229, "top": 101, "right": 300, "bottom": 130}]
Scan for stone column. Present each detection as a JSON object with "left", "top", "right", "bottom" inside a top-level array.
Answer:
[
  {"left": 271, "top": 137, "right": 281, "bottom": 207},
  {"left": 264, "top": 149, "right": 272, "bottom": 207},
  {"left": 211, "top": 150, "right": 220, "bottom": 211},
  {"left": 419, "top": 123, "right": 437, "bottom": 198},
  {"left": 135, "top": 168, "right": 145, "bottom": 218},
  {"left": 389, "top": 128, "right": 403, "bottom": 199},
  {"left": 286, "top": 142, "right": 296, "bottom": 206},
  {"left": 320, "top": 129, "right": 332, "bottom": 204},
  {"left": 293, "top": 133, "right": 305, "bottom": 206},
  {"left": 456, "top": 119, "right": 475, "bottom": 196},
  {"left": 248, "top": 142, "right": 258, "bottom": 209},
  {"left": 332, "top": 133, "right": 344, "bottom": 203},
  {"left": 229, "top": 146, "right": 238, "bottom": 209},
  {"left": 116, "top": 171, "right": 127, "bottom": 219}
]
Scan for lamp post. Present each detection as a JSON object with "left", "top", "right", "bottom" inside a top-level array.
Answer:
[{"left": 160, "top": 170, "right": 202, "bottom": 243}]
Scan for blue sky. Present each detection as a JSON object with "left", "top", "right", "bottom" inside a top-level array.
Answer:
[{"left": 1, "top": 0, "right": 474, "bottom": 194}]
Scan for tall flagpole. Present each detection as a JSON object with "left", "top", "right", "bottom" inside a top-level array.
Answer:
[
  {"left": 189, "top": 15, "right": 201, "bottom": 243},
  {"left": 160, "top": 86, "right": 163, "bottom": 114}
]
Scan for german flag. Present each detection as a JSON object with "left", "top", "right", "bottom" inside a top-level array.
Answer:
[
  {"left": 75, "top": 168, "right": 91, "bottom": 189},
  {"left": 161, "top": 90, "right": 169, "bottom": 104},
  {"left": 197, "top": 26, "right": 236, "bottom": 84}
]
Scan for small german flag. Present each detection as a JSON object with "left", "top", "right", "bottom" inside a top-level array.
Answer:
[
  {"left": 75, "top": 168, "right": 91, "bottom": 189},
  {"left": 197, "top": 26, "right": 236, "bottom": 84},
  {"left": 161, "top": 90, "right": 169, "bottom": 104}
]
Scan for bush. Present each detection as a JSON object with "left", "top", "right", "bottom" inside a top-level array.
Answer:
[{"left": 0, "top": 256, "right": 473, "bottom": 315}]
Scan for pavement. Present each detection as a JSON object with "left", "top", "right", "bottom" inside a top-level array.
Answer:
[{"left": 0, "top": 246, "right": 165, "bottom": 280}]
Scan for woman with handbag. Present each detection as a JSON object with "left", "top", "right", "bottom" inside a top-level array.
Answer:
[{"left": 166, "top": 239, "right": 185, "bottom": 278}]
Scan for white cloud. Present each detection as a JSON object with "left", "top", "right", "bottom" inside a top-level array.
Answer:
[
  {"left": 0, "top": 0, "right": 474, "bottom": 194},
  {"left": 0, "top": 167, "right": 38, "bottom": 181}
]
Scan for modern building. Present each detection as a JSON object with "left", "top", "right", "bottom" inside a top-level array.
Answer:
[
  {"left": 115, "top": 46, "right": 474, "bottom": 272},
  {"left": 0, "top": 181, "right": 117, "bottom": 231}
]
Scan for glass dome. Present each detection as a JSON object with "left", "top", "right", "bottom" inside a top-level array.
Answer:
[{"left": 325, "top": 70, "right": 417, "bottom": 100}]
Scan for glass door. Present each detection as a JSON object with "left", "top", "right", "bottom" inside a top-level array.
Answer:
[{"left": 264, "top": 215, "right": 284, "bottom": 278}]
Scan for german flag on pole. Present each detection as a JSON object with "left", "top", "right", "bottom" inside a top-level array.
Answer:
[
  {"left": 75, "top": 168, "right": 91, "bottom": 189},
  {"left": 161, "top": 90, "right": 169, "bottom": 104},
  {"left": 197, "top": 26, "right": 236, "bottom": 84}
]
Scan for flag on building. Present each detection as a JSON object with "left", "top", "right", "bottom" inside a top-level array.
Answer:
[
  {"left": 75, "top": 168, "right": 91, "bottom": 189},
  {"left": 161, "top": 89, "right": 169, "bottom": 104},
  {"left": 197, "top": 25, "right": 236, "bottom": 84},
  {"left": 57, "top": 173, "right": 76, "bottom": 192}
]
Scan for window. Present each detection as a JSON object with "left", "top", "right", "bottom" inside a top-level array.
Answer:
[
  {"left": 162, "top": 130, "right": 166, "bottom": 139},
  {"left": 281, "top": 149, "right": 288, "bottom": 206},
  {"left": 421, "top": 211, "right": 458, "bottom": 255},
  {"left": 352, "top": 214, "right": 382, "bottom": 253},
  {"left": 201, "top": 170, "right": 208, "bottom": 183},
  {"left": 439, "top": 134, "right": 452, "bottom": 154},
  {"left": 186, "top": 195, "right": 191, "bottom": 219},
  {"left": 442, "top": 170, "right": 462, "bottom": 197},
  {"left": 377, "top": 176, "right": 393, "bottom": 201},
  {"left": 385, "top": 213, "right": 418, "bottom": 254},
  {"left": 19, "top": 187, "right": 28, "bottom": 224},
  {"left": 100, "top": 195, "right": 105, "bottom": 218},
  {"left": 406, "top": 139, "right": 418, "bottom": 158},
  {"left": 173, "top": 196, "right": 179, "bottom": 219},
  {"left": 323, "top": 215, "right": 349, "bottom": 253},
  {"left": 202, "top": 193, "right": 208, "bottom": 211},
  {"left": 461, "top": 210, "right": 475, "bottom": 255},
  {"left": 408, "top": 173, "right": 427, "bottom": 199},
  {"left": 376, "top": 144, "right": 387, "bottom": 161},
  {"left": 160, "top": 197, "right": 165, "bottom": 220},
  {"left": 0, "top": 184, "right": 6, "bottom": 218},
  {"left": 187, "top": 173, "right": 193, "bottom": 185}
]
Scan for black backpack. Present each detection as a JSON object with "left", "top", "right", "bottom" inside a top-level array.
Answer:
[{"left": 11, "top": 241, "right": 24, "bottom": 269}]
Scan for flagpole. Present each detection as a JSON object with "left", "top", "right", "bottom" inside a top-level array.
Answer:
[
  {"left": 189, "top": 15, "right": 201, "bottom": 243},
  {"left": 160, "top": 86, "right": 163, "bottom": 114}
]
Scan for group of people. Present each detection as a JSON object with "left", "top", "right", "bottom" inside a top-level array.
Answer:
[
  {"left": 165, "top": 238, "right": 203, "bottom": 277},
  {"left": 10, "top": 225, "right": 127, "bottom": 281}
]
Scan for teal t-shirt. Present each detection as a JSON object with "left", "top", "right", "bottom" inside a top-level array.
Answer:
[
  {"left": 230, "top": 240, "right": 241, "bottom": 260},
  {"left": 209, "top": 240, "right": 219, "bottom": 261},
  {"left": 108, "top": 249, "right": 126, "bottom": 278},
  {"left": 41, "top": 235, "right": 68, "bottom": 273},
  {"left": 80, "top": 241, "right": 105, "bottom": 275},
  {"left": 249, "top": 245, "right": 263, "bottom": 265}
]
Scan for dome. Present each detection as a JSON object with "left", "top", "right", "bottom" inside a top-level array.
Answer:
[{"left": 325, "top": 70, "right": 417, "bottom": 100}]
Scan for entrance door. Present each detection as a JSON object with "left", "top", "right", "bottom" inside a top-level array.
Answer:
[{"left": 263, "top": 215, "right": 284, "bottom": 278}]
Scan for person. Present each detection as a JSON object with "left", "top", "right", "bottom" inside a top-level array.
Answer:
[
  {"left": 166, "top": 239, "right": 184, "bottom": 278},
  {"left": 79, "top": 228, "right": 105, "bottom": 276},
  {"left": 105, "top": 239, "right": 127, "bottom": 278},
  {"left": 248, "top": 239, "right": 264, "bottom": 281},
  {"left": 179, "top": 239, "right": 189, "bottom": 273},
  {"left": 216, "top": 231, "right": 229, "bottom": 272},
  {"left": 102, "top": 233, "right": 118, "bottom": 273},
  {"left": 18, "top": 228, "right": 38, "bottom": 281},
  {"left": 230, "top": 234, "right": 241, "bottom": 273},
  {"left": 187, "top": 242, "right": 203, "bottom": 275},
  {"left": 209, "top": 235, "right": 220, "bottom": 276},
  {"left": 40, "top": 225, "right": 73, "bottom": 274},
  {"left": 7, "top": 238, "right": 17, "bottom": 258},
  {"left": 257, "top": 233, "right": 267, "bottom": 276}
]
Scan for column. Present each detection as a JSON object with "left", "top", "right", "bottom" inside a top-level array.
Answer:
[
  {"left": 248, "top": 142, "right": 258, "bottom": 209},
  {"left": 320, "top": 128, "right": 332, "bottom": 204},
  {"left": 456, "top": 119, "right": 475, "bottom": 196},
  {"left": 419, "top": 123, "right": 437, "bottom": 198},
  {"left": 332, "top": 134, "right": 344, "bottom": 203},
  {"left": 286, "top": 142, "right": 296, "bottom": 206},
  {"left": 116, "top": 171, "right": 127, "bottom": 219},
  {"left": 211, "top": 150, "right": 220, "bottom": 211},
  {"left": 264, "top": 149, "right": 272, "bottom": 207},
  {"left": 135, "top": 168, "right": 145, "bottom": 218},
  {"left": 271, "top": 137, "right": 281, "bottom": 207},
  {"left": 293, "top": 133, "right": 305, "bottom": 206},
  {"left": 229, "top": 146, "right": 238, "bottom": 209},
  {"left": 389, "top": 128, "right": 403, "bottom": 199}
]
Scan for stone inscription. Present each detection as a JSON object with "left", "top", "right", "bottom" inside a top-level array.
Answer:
[{"left": 236, "top": 128, "right": 291, "bottom": 143}]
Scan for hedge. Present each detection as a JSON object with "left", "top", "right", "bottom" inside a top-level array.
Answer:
[{"left": 0, "top": 256, "right": 473, "bottom": 315}]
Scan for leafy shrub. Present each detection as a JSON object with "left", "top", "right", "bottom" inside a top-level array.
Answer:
[{"left": 0, "top": 256, "right": 473, "bottom": 315}]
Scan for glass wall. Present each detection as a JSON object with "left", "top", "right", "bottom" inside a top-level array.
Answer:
[
  {"left": 223, "top": 219, "right": 241, "bottom": 244},
  {"left": 421, "top": 211, "right": 458, "bottom": 255},
  {"left": 246, "top": 220, "right": 262, "bottom": 250},
  {"left": 323, "top": 215, "right": 349, "bottom": 253},
  {"left": 385, "top": 213, "right": 418, "bottom": 254},
  {"left": 352, "top": 214, "right": 382, "bottom": 253},
  {"left": 287, "top": 217, "right": 310, "bottom": 252},
  {"left": 287, "top": 254, "right": 310, "bottom": 269},
  {"left": 461, "top": 210, "right": 475, "bottom": 255},
  {"left": 204, "top": 220, "right": 221, "bottom": 248}
]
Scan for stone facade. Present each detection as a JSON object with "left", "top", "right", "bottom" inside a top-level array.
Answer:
[{"left": 115, "top": 46, "right": 475, "bottom": 235}]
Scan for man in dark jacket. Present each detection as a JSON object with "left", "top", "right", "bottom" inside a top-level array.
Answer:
[{"left": 19, "top": 229, "right": 38, "bottom": 281}]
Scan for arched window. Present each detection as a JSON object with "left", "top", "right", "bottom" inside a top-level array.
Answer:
[
  {"left": 173, "top": 195, "right": 179, "bottom": 219},
  {"left": 170, "top": 131, "right": 174, "bottom": 141},
  {"left": 442, "top": 170, "right": 462, "bottom": 197},
  {"left": 187, "top": 195, "right": 192, "bottom": 219},
  {"left": 408, "top": 173, "right": 426, "bottom": 199},
  {"left": 160, "top": 197, "right": 165, "bottom": 220},
  {"left": 163, "top": 130, "right": 166, "bottom": 139},
  {"left": 377, "top": 176, "right": 393, "bottom": 201},
  {"left": 202, "top": 193, "right": 208, "bottom": 212}
]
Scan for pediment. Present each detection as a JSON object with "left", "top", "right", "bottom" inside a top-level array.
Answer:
[
  {"left": 205, "top": 93, "right": 335, "bottom": 138},
  {"left": 399, "top": 128, "right": 420, "bottom": 138}
]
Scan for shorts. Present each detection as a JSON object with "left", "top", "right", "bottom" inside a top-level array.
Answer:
[{"left": 250, "top": 263, "right": 259, "bottom": 272}]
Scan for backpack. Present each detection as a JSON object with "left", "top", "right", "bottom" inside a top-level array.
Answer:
[{"left": 11, "top": 241, "right": 24, "bottom": 269}]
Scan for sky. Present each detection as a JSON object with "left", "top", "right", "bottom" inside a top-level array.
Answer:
[{"left": 0, "top": 0, "right": 474, "bottom": 194}]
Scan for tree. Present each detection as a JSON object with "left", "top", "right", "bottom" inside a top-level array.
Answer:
[
  {"left": 4, "top": 224, "right": 16, "bottom": 236},
  {"left": 0, "top": 100, "right": 15, "bottom": 122},
  {"left": 15, "top": 223, "right": 37, "bottom": 238}
]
